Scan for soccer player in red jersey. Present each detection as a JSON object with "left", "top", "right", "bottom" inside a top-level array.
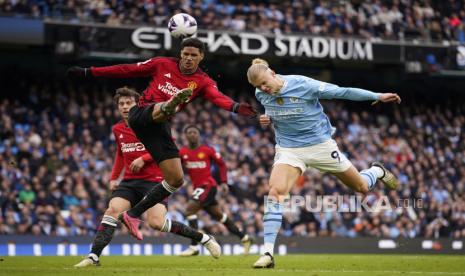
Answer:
[
  {"left": 67, "top": 38, "right": 257, "bottom": 240},
  {"left": 178, "top": 125, "right": 253, "bottom": 256},
  {"left": 74, "top": 88, "right": 220, "bottom": 268}
]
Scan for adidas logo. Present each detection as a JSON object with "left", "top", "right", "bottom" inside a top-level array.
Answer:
[
  {"left": 164, "top": 73, "right": 171, "bottom": 78},
  {"left": 119, "top": 134, "right": 123, "bottom": 139}
]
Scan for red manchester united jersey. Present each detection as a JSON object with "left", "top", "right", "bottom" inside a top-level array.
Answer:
[
  {"left": 111, "top": 121, "right": 163, "bottom": 182},
  {"left": 179, "top": 145, "right": 227, "bottom": 188},
  {"left": 91, "top": 57, "right": 235, "bottom": 110}
]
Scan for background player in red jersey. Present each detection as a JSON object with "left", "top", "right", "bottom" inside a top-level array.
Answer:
[
  {"left": 178, "top": 125, "right": 253, "bottom": 256},
  {"left": 74, "top": 88, "right": 220, "bottom": 268},
  {"left": 67, "top": 38, "right": 257, "bottom": 240}
]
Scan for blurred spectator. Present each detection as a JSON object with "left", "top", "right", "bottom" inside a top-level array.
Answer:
[{"left": 1, "top": 0, "right": 465, "bottom": 41}]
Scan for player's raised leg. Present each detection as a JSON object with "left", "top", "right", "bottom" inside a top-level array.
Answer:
[
  {"left": 253, "top": 164, "right": 301, "bottom": 269},
  {"left": 205, "top": 204, "right": 253, "bottom": 254},
  {"left": 332, "top": 162, "right": 398, "bottom": 194},
  {"left": 74, "top": 197, "right": 130, "bottom": 267},
  {"left": 146, "top": 203, "right": 221, "bottom": 258},
  {"left": 120, "top": 158, "right": 184, "bottom": 240},
  {"left": 179, "top": 200, "right": 202, "bottom": 256}
]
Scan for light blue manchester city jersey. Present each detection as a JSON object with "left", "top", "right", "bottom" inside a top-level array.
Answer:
[{"left": 255, "top": 75, "right": 380, "bottom": 148}]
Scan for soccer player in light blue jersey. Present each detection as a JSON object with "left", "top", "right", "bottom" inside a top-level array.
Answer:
[{"left": 247, "top": 58, "right": 401, "bottom": 268}]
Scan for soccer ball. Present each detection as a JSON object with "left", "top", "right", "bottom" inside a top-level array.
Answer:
[{"left": 168, "top": 13, "right": 197, "bottom": 39}]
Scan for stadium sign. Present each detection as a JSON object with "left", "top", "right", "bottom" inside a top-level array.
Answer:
[
  {"left": 43, "top": 21, "right": 452, "bottom": 66},
  {"left": 131, "top": 27, "right": 373, "bottom": 61}
]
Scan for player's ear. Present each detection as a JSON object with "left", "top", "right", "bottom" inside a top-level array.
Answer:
[{"left": 200, "top": 52, "right": 204, "bottom": 61}]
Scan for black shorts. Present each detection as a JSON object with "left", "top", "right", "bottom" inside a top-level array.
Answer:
[
  {"left": 128, "top": 105, "right": 179, "bottom": 164},
  {"left": 191, "top": 185, "right": 218, "bottom": 207},
  {"left": 110, "top": 179, "right": 168, "bottom": 208}
]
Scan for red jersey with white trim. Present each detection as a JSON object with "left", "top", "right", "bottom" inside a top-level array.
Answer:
[
  {"left": 111, "top": 121, "right": 163, "bottom": 182},
  {"left": 91, "top": 57, "right": 235, "bottom": 110},
  {"left": 179, "top": 145, "right": 227, "bottom": 188}
]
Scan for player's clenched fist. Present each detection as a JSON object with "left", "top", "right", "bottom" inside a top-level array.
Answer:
[
  {"left": 129, "top": 157, "right": 145, "bottom": 173},
  {"left": 259, "top": 114, "right": 271, "bottom": 127}
]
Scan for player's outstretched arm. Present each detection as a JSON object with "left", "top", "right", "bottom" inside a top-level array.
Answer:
[
  {"left": 202, "top": 80, "right": 257, "bottom": 117},
  {"left": 66, "top": 58, "right": 158, "bottom": 78}
]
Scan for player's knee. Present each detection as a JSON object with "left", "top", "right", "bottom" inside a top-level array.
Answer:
[
  {"left": 148, "top": 215, "right": 165, "bottom": 230},
  {"left": 165, "top": 174, "right": 184, "bottom": 188},
  {"left": 105, "top": 206, "right": 119, "bottom": 218},
  {"left": 268, "top": 185, "right": 286, "bottom": 201}
]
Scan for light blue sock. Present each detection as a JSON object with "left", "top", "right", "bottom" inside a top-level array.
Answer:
[
  {"left": 263, "top": 199, "right": 283, "bottom": 255},
  {"left": 360, "top": 166, "right": 383, "bottom": 190}
]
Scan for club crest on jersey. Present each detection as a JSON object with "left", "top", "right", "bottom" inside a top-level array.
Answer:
[
  {"left": 187, "top": 81, "right": 197, "bottom": 90},
  {"left": 276, "top": 97, "right": 284, "bottom": 105},
  {"left": 197, "top": 152, "right": 205, "bottom": 159}
]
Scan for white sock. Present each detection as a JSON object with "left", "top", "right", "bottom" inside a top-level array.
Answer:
[
  {"left": 371, "top": 166, "right": 384, "bottom": 178},
  {"left": 200, "top": 234, "right": 210, "bottom": 243},
  {"left": 264, "top": 242, "right": 274, "bottom": 256}
]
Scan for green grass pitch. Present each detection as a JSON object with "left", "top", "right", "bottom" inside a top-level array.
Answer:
[{"left": 1, "top": 255, "right": 464, "bottom": 276}]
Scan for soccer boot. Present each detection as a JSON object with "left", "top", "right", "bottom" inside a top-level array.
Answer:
[
  {"left": 253, "top": 252, "right": 275, "bottom": 268},
  {"left": 74, "top": 254, "right": 100, "bottom": 268},
  {"left": 372, "top": 161, "right": 399, "bottom": 190},
  {"left": 179, "top": 245, "right": 200, "bottom": 257},
  {"left": 160, "top": 87, "right": 192, "bottom": 116},
  {"left": 241, "top": 234, "right": 254, "bottom": 255},
  {"left": 202, "top": 235, "right": 221, "bottom": 259},
  {"left": 119, "top": 211, "right": 143, "bottom": 240}
]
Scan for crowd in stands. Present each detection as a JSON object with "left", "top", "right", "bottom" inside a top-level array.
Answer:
[
  {"left": 0, "top": 74, "right": 464, "bottom": 239},
  {"left": 1, "top": 0, "right": 465, "bottom": 42}
]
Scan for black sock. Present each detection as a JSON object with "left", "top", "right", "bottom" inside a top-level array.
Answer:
[
  {"left": 169, "top": 220, "right": 203, "bottom": 243},
  {"left": 223, "top": 217, "right": 245, "bottom": 239},
  {"left": 187, "top": 216, "right": 199, "bottom": 246},
  {"left": 127, "top": 182, "right": 173, "bottom": 218},
  {"left": 90, "top": 216, "right": 117, "bottom": 257}
]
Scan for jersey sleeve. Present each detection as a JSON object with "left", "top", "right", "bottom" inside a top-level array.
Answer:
[
  {"left": 201, "top": 78, "right": 235, "bottom": 111},
  {"left": 141, "top": 153, "right": 153, "bottom": 163},
  {"left": 302, "top": 76, "right": 380, "bottom": 101},
  {"left": 208, "top": 147, "right": 227, "bottom": 184},
  {"left": 90, "top": 58, "right": 160, "bottom": 78},
  {"left": 110, "top": 130, "right": 124, "bottom": 180}
]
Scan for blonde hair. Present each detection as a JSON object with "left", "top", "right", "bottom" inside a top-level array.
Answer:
[{"left": 247, "top": 58, "right": 270, "bottom": 83}]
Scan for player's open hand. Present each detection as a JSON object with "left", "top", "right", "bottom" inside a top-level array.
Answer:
[
  {"left": 373, "top": 93, "right": 401, "bottom": 105},
  {"left": 130, "top": 157, "right": 145, "bottom": 173},
  {"left": 109, "top": 180, "right": 119, "bottom": 190},
  {"left": 259, "top": 114, "right": 271, "bottom": 127},
  {"left": 237, "top": 103, "right": 257, "bottom": 117}
]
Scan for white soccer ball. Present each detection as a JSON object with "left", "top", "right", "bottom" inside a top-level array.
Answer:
[{"left": 168, "top": 13, "right": 197, "bottom": 39}]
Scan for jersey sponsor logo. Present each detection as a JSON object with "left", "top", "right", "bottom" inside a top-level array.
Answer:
[
  {"left": 121, "top": 142, "right": 146, "bottom": 153},
  {"left": 164, "top": 73, "right": 171, "bottom": 78},
  {"left": 197, "top": 152, "right": 206, "bottom": 159},
  {"left": 185, "top": 161, "right": 207, "bottom": 169},
  {"left": 187, "top": 81, "right": 197, "bottom": 90},
  {"left": 158, "top": 81, "right": 180, "bottom": 96}
]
